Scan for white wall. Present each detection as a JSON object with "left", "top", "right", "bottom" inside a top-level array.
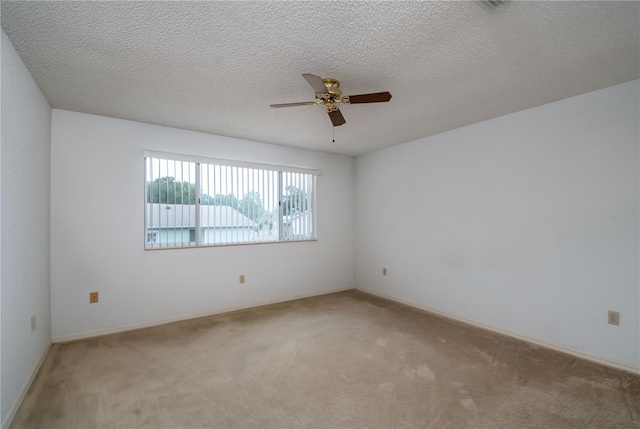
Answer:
[
  {"left": 51, "top": 110, "right": 355, "bottom": 340},
  {"left": 1, "top": 30, "right": 52, "bottom": 426},
  {"left": 355, "top": 80, "right": 640, "bottom": 370}
]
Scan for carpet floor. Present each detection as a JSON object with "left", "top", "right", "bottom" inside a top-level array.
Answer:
[{"left": 11, "top": 290, "right": 640, "bottom": 428}]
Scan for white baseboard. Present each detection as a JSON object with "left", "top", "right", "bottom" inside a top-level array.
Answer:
[
  {"left": 53, "top": 287, "right": 354, "bottom": 343},
  {"left": 357, "top": 288, "right": 640, "bottom": 376},
  {"left": 2, "top": 342, "right": 51, "bottom": 429}
]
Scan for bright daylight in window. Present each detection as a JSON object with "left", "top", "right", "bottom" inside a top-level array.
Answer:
[{"left": 144, "top": 151, "right": 318, "bottom": 249}]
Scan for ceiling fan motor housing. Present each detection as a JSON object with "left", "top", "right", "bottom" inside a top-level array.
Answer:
[{"left": 322, "top": 78, "right": 341, "bottom": 95}]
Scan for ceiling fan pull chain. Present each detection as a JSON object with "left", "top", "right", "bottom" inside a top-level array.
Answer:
[{"left": 332, "top": 126, "right": 335, "bottom": 143}]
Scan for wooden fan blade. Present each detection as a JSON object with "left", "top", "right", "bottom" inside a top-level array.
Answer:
[
  {"left": 328, "top": 108, "right": 346, "bottom": 127},
  {"left": 345, "top": 92, "right": 392, "bottom": 104},
  {"left": 303, "top": 73, "right": 329, "bottom": 93},
  {"left": 270, "top": 101, "right": 316, "bottom": 108}
]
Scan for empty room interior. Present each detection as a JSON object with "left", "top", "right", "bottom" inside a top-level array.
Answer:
[{"left": 1, "top": 1, "right": 639, "bottom": 428}]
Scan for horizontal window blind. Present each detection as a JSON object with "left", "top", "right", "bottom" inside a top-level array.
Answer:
[{"left": 144, "top": 151, "right": 318, "bottom": 249}]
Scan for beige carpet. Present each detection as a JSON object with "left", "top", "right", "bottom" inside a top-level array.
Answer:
[{"left": 11, "top": 290, "right": 640, "bottom": 428}]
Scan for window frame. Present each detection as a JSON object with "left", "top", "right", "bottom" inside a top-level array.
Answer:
[{"left": 144, "top": 150, "right": 320, "bottom": 250}]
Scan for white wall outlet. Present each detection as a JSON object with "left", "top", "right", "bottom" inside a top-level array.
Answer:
[
  {"left": 239, "top": 274, "right": 245, "bottom": 284},
  {"left": 31, "top": 316, "right": 36, "bottom": 332},
  {"left": 608, "top": 310, "right": 620, "bottom": 326}
]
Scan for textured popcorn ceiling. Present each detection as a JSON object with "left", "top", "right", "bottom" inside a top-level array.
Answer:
[{"left": 1, "top": 1, "right": 638, "bottom": 156}]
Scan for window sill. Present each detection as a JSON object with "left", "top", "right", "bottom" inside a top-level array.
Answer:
[{"left": 144, "top": 238, "right": 318, "bottom": 251}]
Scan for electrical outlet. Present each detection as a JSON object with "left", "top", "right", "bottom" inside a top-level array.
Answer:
[
  {"left": 382, "top": 268, "right": 387, "bottom": 276},
  {"left": 90, "top": 292, "right": 99, "bottom": 303},
  {"left": 239, "top": 275, "right": 245, "bottom": 284},
  {"left": 31, "top": 316, "right": 36, "bottom": 332},
  {"left": 608, "top": 310, "right": 620, "bottom": 326}
]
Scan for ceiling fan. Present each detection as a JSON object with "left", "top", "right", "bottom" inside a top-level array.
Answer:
[{"left": 270, "top": 74, "right": 392, "bottom": 127}]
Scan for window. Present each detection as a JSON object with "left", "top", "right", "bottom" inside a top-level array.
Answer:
[{"left": 144, "top": 151, "right": 319, "bottom": 249}]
